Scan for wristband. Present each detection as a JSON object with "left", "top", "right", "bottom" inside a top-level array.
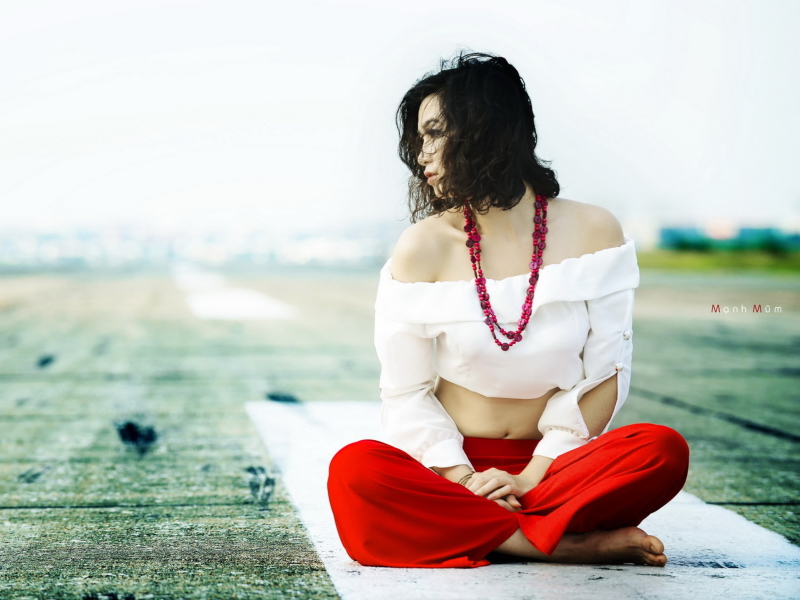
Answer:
[{"left": 457, "top": 472, "right": 475, "bottom": 486}]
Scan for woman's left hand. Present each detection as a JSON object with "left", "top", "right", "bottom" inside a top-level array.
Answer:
[{"left": 465, "top": 468, "right": 537, "bottom": 503}]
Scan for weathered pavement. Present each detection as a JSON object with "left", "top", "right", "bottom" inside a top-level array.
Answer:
[
  {"left": 0, "top": 269, "right": 357, "bottom": 599},
  {"left": 0, "top": 266, "right": 798, "bottom": 599}
]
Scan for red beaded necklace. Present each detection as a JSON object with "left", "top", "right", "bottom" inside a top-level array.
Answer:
[{"left": 463, "top": 194, "right": 548, "bottom": 351}]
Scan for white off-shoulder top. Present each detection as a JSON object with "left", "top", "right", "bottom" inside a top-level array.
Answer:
[{"left": 373, "top": 235, "right": 640, "bottom": 470}]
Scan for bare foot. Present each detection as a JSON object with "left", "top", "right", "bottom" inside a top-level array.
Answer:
[{"left": 553, "top": 527, "right": 668, "bottom": 567}]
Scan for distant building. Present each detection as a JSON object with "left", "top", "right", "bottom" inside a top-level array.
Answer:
[{"left": 658, "top": 226, "right": 800, "bottom": 252}]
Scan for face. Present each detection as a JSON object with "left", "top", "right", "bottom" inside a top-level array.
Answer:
[{"left": 417, "top": 94, "right": 447, "bottom": 197}]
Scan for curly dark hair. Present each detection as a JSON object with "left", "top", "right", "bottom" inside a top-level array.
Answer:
[{"left": 396, "top": 50, "right": 560, "bottom": 223}]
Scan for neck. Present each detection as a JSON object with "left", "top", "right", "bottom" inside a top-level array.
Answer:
[{"left": 466, "top": 185, "right": 538, "bottom": 241}]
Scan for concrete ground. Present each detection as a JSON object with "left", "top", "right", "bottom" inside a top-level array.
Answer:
[{"left": 0, "top": 265, "right": 798, "bottom": 599}]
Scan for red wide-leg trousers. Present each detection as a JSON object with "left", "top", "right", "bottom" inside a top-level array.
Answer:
[{"left": 327, "top": 423, "right": 690, "bottom": 568}]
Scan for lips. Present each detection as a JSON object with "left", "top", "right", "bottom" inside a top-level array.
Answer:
[{"left": 424, "top": 172, "right": 438, "bottom": 181}]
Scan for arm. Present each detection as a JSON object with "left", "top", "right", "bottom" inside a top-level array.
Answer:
[
  {"left": 513, "top": 375, "right": 618, "bottom": 489},
  {"left": 375, "top": 310, "right": 523, "bottom": 507},
  {"left": 376, "top": 223, "right": 476, "bottom": 483},
  {"left": 532, "top": 285, "right": 636, "bottom": 459},
  {"left": 374, "top": 309, "right": 475, "bottom": 479},
  {"left": 517, "top": 455, "right": 554, "bottom": 489},
  {"left": 430, "top": 463, "right": 475, "bottom": 483}
]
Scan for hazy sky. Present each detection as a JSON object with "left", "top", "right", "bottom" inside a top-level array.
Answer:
[{"left": 1, "top": 0, "right": 798, "bottom": 238}]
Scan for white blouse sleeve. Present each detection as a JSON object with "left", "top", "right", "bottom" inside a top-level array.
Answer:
[
  {"left": 374, "top": 309, "right": 475, "bottom": 471},
  {"left": 532, "top": 286, "right": 636, "bottom": 460}
]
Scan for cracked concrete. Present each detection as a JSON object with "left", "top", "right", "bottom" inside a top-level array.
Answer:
[{"left": 0, "top": 265, "right": 798, "bottom": 599}]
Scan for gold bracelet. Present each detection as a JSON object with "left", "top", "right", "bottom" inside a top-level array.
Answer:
[{"left": 457, "top": 472, "right": 475, "bottom": 486}]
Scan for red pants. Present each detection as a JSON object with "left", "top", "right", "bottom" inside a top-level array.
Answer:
[{"left": 327, "top": 423, "right": 690, "bottom": 568}]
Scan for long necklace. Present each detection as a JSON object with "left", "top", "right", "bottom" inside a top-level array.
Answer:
[{"left": 463, "top": 194, "right": 548, "bottom": 351}]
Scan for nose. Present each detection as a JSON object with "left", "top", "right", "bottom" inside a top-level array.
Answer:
[{"left": 417, "top": 143, "right": 432, "bottom": 166}]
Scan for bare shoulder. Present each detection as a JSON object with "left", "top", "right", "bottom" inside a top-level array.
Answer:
[
  {"left": 390, "top": 212, "right": 458, "bottom": 283},
  {"left": 554, "top": 197, "right": 625, "bottom": 253}
]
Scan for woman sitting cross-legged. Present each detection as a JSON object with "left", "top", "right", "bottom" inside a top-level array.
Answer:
[{"left": 327, "top": 51, "right": 690, "bottom": 569}]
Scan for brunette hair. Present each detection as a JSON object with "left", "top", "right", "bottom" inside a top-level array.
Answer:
[{"left": 396, "top": 50, "right": 560, "bottom": 223}]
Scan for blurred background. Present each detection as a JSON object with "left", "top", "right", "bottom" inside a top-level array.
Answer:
[
  {"left": 1, "top": 0, "right": 799, "bottom": 270},
  {"left": 1, "top": 1, "right": 798, "bottom": 599}
]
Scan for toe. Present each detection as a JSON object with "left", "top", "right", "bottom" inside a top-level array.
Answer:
[
  {"left": 646, "top": 536, "right": 664, "bottom": 555},
  {"left": 646, "top": 553, "right": 667, "bottom": 567}
]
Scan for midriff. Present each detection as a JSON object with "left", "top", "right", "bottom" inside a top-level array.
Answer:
[{"left": 433, "top": 376, "right": 560, "bottom": 440}]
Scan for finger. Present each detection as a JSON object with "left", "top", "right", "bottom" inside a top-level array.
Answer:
[
  {"left": 465, "top": 476, "right": 486, "bottom": 493},
  {"left": 493, "top": 498, "right": 517, "bottom": 512},
  {"left": 478, "top": 479, "right": 519, "bottom": 499},
  {"left": 467, "top": 472, "right": 515, "bottom": 495},
  {"left": 486, "top": 484, "right": 514, "bottom": 501},
  {"left": 467, "top": 474, "right": 499, "bottom": 492},
  {"left": 505, "top": 494, "right": 521, "bottom": 508},
  {"left": 474, "top": 478, "right": 506, "bottom": 497},
  {"left": 465, "top": 475, "right": 484, "bottom": 492}
]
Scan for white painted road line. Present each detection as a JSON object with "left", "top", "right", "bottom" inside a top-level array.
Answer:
[
  {"left": 172, "top": 263, "right": 297, "bottom": 320},
  {"left": 185, "top": 287, "right": 297, "bottom": 320},
  {"left": 246, "top": 400, "right": 800, "bottom": 600}
]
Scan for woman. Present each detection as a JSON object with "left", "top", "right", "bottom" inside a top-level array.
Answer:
[{"left": 327, "top": 52, "right": 690, "bottom": 569}]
